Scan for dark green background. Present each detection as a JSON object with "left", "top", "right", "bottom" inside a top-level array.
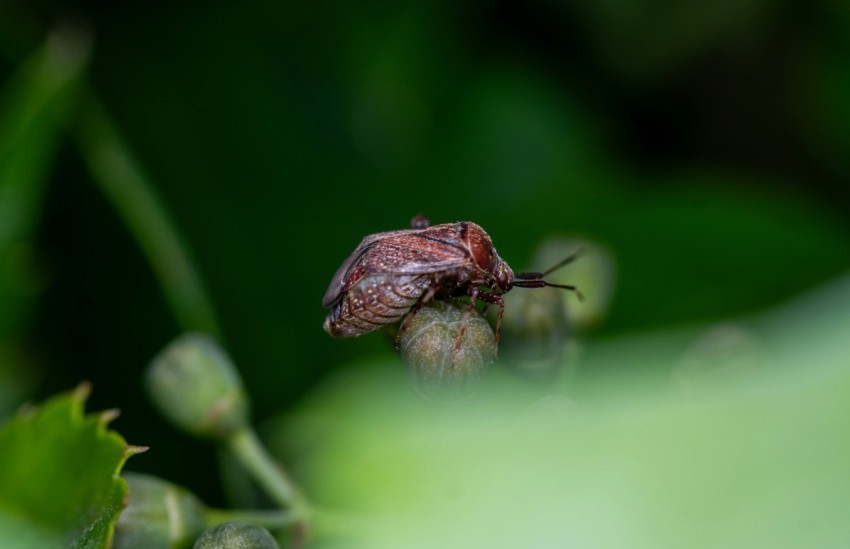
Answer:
[{"left": 2, "top": 1, "right": 848, "bottom": 505}]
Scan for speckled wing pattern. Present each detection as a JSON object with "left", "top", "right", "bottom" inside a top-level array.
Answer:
[{"left": 322, "top": 223, "right": 472, "bottom": 308}]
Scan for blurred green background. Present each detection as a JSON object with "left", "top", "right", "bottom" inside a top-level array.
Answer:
[{"left": 1, "top": 0, "right": 849, "bottom": 521}]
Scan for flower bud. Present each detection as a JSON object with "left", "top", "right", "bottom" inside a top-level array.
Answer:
[
  {"left": 193, "top": 522, "right": 279, "bottom": 549},
  {"left": 146, "top": 333, "right": 249, "bottom": 440},
  {"left": 499, "top": 285, "right": 570, "bottom": 380},
  {"left": 499, "top": 237, "right": 614, "bottom": 378},
  {"left": 397, "top": 299, "right": 494, "bottom": 399},
  {"left": 526, "top": 237, "right": 615, "bottom": 331},
  {"left": 114, "top": 472, "right": 207, "bottom": 549}
]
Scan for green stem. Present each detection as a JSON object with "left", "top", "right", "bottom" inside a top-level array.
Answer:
[
  {"left": 205, "top": 508, "right": 298, "bottom": 531},
  {"left": 226, "top": 427, "right": 309, "bottom": 519},
  {"left": 71, "top": 91, "right": 222, "bottom": 338}
]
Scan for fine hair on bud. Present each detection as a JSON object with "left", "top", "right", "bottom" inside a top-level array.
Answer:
[
  {"left": 194, "top": 521, "right": 279, "bottom": 549},
  {"left": 397, "top": 299, "right": 494, "bottom": 400}
]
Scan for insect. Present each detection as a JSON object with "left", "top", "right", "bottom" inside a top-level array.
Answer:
[{"left": 322, "top": 216, "right": 581, "bottom": 358}]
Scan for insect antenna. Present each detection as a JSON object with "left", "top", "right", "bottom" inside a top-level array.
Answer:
[{"left": 511, "top": 251, "right": 584, "bottom": 301}]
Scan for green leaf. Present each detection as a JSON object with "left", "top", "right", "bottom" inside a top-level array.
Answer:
[
  {"left": 282, "top": 274, "right": 850, "bottom": 548},
  {"left": 0, "top": 384, "right": 146, "bottom": 549}
]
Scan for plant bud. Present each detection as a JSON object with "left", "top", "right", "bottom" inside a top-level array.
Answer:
[
  {"left": 499, "top": 237, "right": 614, "bottom": 378},
  {"left": 146, "top": 333, "right": 249, "bottom": 440},
  {"left": 194, "top": 522, "right": 279, "bottom": 549},
  {"left": 397, "top": 299, "right": 494, "bottom": 399},
  {"left": 499, "top": 285, "right": 570, "bottom": 380},
  {"left": 114, "top": 472, "right": 207, "bottom": 549},
  {"left": 526, "top": 237, "right": 615, "bottom": 331}
]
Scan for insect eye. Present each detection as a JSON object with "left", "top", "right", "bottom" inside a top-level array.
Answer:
[{"left": 494, "top": 264, "right": 512, "bottom": 290}]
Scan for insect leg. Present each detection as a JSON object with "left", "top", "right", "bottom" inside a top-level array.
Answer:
[
  {"left": 452, "top": 286, "right": 481, "bottom": 366},
  {"left": 475, "top": 290, "right": 505, "bottom": 360},
  {"left": 410, "top": 214, "right": 430, "bottom": 229},
  {"left": 395, "top": 285, "right": 438, "bottom": 350}
]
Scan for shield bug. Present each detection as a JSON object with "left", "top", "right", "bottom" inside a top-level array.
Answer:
[{"left": 322, "top": 217, "right": 582, "bottom": 359}]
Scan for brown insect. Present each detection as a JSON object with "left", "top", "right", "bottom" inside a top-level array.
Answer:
[{"left": 322, "top": 217, "right": 581, "bottom": 357}]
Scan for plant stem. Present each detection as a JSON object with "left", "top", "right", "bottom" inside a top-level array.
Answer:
[
  {"left": 71, "top": 92, "right": 222, "bottom": 338},
  {"left": 205, "top": 508, "right": 298, "bottom": 531},
  {"left": 226, "top": 427, "right": 309, "bottom": 520}
]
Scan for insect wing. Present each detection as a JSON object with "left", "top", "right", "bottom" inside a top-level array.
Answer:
[
  {"left": 322, "top": 229, "right": 416, "bottom": 307},
  {"left": 322, "top": 225, "right": 472, "bottom": 308}
]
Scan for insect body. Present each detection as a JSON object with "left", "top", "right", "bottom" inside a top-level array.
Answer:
[{"left": 322, "top": 219, "right": 580, "bottom": 356}]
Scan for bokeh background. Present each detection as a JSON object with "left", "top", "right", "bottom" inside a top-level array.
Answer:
[{"left": 2, "top": 0, "right": 849, "bottom": 530}]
